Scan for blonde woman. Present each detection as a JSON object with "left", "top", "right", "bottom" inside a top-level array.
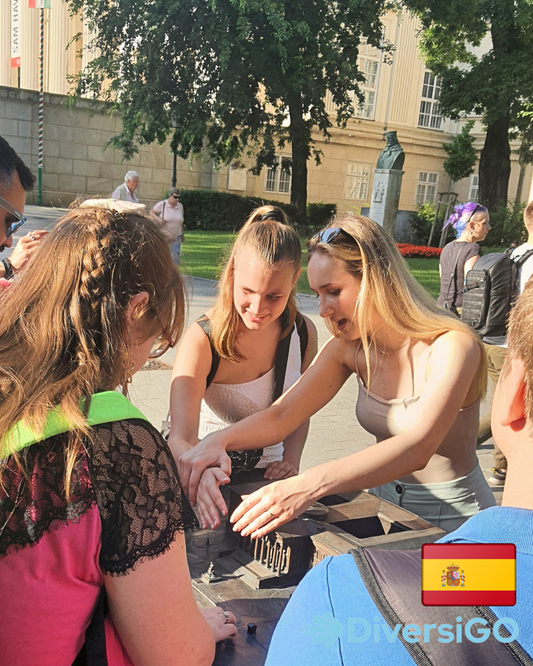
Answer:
[
  {"left": 168, "top": 206, "right": 317, "bottom": 530},
  {"left": 179, "top": 214, "right": 495, "bottom": 536},
  {"left": 0, "top": 204, "right": 236, "bottom": 666}
]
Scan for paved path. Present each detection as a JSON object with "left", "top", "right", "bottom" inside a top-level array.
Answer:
[{"left": 13, "top": 205, "right": 503, "bottom": 505}]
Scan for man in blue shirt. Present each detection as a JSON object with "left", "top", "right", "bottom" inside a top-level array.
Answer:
[{"left": 266, "top": 282, "right": 533, "bottom": 665}]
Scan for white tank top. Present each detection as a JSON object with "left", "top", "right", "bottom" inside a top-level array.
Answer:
[{"left": 198, "top": 324, "right": 302, "bottom": 467}]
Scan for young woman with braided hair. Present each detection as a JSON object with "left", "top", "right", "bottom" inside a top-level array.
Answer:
[
  {"left": 0, "top": 203, "right": 236, "bottom": 666},
  {"left": 168, "top": 205, "right": 317, "bottom": 530}
]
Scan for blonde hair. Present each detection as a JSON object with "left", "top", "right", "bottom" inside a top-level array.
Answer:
[
  {"left": 506, "top": 277, "right": 533, "bottom": 425},
  {"left": 308, "top": 214, "right": 487, "bottom": 392},
  {"left": 209, "top": 206, "right": 301, "bottom": 362},
  {"left": 0, "top": 206, "right": 186, "bottom": 497}
]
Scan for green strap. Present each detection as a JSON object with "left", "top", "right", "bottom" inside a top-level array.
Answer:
[{"left": 1, "top": 391, "right": 149, "bottom": 458}]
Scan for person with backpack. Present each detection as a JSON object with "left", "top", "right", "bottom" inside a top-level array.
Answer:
[
  {"left": 178, "top": 215, "right": 495, "bottom": 535},
  {"left": 167, "top": 205, "right": 318, "bottom": 530},
  {"left": 437, "top": 202, "right": 491, "bottom": 314},
  {"left": 263, "top": 279, "right": 533, "bottom": 666},
  {"left": 467, "top": 201, "right": 533, "bottom": 486}
]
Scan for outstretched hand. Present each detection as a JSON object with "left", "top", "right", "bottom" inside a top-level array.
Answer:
[
  {"left": 230, "top": 475, "right": 314, "bottom": 539},
  {"left": 196, "top": 467, "right": 230, "bottom": 530},
  {"left": 178, "top": 433, "right": 231, "bottom": 504},
  {"left": 263, "top": 460, "right": 298, "bottom": 480},
  {"left": 200, "top": 607, "right": 237, "bottom": 643}
]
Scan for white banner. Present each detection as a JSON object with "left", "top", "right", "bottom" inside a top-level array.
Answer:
[{"left": 11, "top": 0, "right": 21, "bottom": 68}]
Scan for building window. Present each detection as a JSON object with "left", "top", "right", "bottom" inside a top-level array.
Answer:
[
  {"left": 345, "top": 162, "right": 371, "bottom": 200},
  {"left": 416, "top": 171, "right": 438, "bottom": 205},
  {"left": 355, "top": 41, "right": 381, "bottom": 120},
  {"left": 418, "top": 71, "right": 443, "bottom": 130},
  {"left": 469, "top": 174, "right": 479, "bottom": 202},
  {"left": 265, "top": 156, "right": 291, "bottom": 194},
  {"left": 325, "top": 39, "right": 381, "bottom": 120}
]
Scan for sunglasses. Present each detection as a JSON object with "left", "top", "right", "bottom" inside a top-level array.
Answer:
[
  {"left": 149, "top": 329, "right": 175, "bottom": 359},
  {"left": 0, "top": 194, "right": 26, "bottom": 239},
  {"left": 171, "top": 194, "right": 180, "bottom": 200},
  {"left": 314, "top": 227, "right": 357, "bottom": 245},
  {"left": 467, "top": 204, "right": 480, "bottom": 224}
]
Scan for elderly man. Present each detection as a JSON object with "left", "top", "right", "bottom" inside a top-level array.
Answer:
[
  {"left": 111, "top": 171, "right": 140, "bottom": 203},
  {"left": 0, "top": 136, "right": 47, "bottom": 285}
]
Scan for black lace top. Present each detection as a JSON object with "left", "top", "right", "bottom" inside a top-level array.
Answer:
[{"left": 0, "top": 419, "right": 197, "bottom": 575}]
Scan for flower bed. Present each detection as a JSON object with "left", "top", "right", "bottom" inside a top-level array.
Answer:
[{"left": 396, "top": 243, "right": 443, "bottom": 259}]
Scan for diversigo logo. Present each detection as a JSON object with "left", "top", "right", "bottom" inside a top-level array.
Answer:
[{"left": 302, "top": 613, "right": 519, "bottom": 645}]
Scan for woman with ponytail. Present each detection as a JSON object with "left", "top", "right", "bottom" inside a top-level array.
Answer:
[
  {"left": 0, "top": 203, "right": 236, "bottom": 666},
  {"left": 168, "top": 205, "right": 317, "bottom": 530},
  {"left": 437, "top": 201, "right": 491, "bottom": 314}
]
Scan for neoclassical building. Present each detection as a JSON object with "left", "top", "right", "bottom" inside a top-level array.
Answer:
[{"left": 1, "top": 2, "right": 531, "bottom": 219}]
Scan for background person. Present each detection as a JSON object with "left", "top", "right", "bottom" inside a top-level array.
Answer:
[
  {"left": 179, "top": 215, "right": 495, "bottom": 535},
  {"left": 111, "top": 170, "right": 140, "bottom": 203},
  {"left": 168, "top": 205, "right": 317, "bottom": 530},
  {"left": 0, "top": 204, "right": 236, "bottom": 666},
  {"left": 479, "top": 200, "right": 533, "bottom": 486},
  {"left": 151, "top": 187, "right": 185, "bottom": 264},
  {"left": 264, "top": 276, "right": 533, "bottom": 666},
  {"left": 0, "top": 135, "right": 47, "bottom": 285},
  {"left": 437, "top": 202, "right": 490, "bottom": 314}
]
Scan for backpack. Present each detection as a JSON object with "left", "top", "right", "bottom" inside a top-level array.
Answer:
[
  {"left": 350, "top": 547, "right": 532, "bottom": 666},
  {"left": 461, "top": 250, "right": 533, "bottom": 337}
]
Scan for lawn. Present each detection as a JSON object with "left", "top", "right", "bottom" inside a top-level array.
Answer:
[{"left": 181, "top": 230, "right": 441, "bottom": 299}]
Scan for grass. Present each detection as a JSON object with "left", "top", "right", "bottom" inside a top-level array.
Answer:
[{"left": 181, "top": 230, "right": 441, "bottom": 298}]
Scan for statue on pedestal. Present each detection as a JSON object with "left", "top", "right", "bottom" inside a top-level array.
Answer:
[{"left": 376, "top": 131, "right": 405, "bottom": 171}]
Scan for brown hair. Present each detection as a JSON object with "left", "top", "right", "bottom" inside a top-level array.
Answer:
[
  {"left": 506, "top": 277, "right": 533, "bottom": 425},
  {"left": 308, "top": 214, "right": 487, "bottom": 391},
  {"left": 209, "top": 205, "right": 301, "bottom": 362},
  {"left": 0, "top": 205, "right": 186, "bottom": 496}
]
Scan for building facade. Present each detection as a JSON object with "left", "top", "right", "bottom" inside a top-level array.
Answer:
[{"left": 1, "top": 3, "right": 531, "bottom": 227}]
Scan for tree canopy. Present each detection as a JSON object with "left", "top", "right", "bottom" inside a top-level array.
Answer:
[
  {"left": 403, "top": 0, "right": 533, "bottom": 211},
  {"left": 69, "top": 0, "right": 390, "bottom": 218},
  {"left": 443, "top": 120, "right": 477, "bottom": 185}
]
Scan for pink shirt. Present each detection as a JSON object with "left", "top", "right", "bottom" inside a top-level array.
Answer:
[{"left": 0, "top": 506, "right": 133, "bottom": 666}]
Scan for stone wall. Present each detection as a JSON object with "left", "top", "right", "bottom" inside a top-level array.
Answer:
[{"left": 0, "top": 85, "right": 213, "bottom": 208}]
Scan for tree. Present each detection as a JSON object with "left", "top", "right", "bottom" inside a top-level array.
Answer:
[
  {"left": 68, "top": 0, "right": 389, "bottom": 219},
  {"left": 402, "top": 0, "right": 533, "bottom": 211},
  {"left": 442, "top": 120, "right": 477, "bottom": 186}
]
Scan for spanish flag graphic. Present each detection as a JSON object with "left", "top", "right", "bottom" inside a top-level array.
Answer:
[{"left": 421, "top": 544, "right": 516, "bottom": 606}]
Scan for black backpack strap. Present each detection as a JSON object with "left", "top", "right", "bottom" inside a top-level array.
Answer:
[
  {"left": 295, "top": 312, "right": 308, "bottom": 365},
  {"left": 350, "top": 548, "right": 531, "bottom": 666},
  {"left": 196, "top": 315, "right": 220, "bottom": 389},
  {"left": 72, "top": 588, "right": 109, "bottom": 666}
]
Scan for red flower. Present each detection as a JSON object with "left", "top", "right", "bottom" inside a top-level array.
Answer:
[{"left": 396, "top": 244, "right": 442, "bottom": 259}]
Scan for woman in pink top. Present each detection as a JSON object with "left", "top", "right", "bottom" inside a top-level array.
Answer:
[
  {"left": 150, "top": 187, "right": 185, "bottom": 264},
  {"left": 0, "top": 203, "right": 235, "bottom": 666}
]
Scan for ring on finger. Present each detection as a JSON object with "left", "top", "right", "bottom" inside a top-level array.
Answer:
[
  {"left": 28, "top": 233, "right": 36, "bottom": 241},
  {"left": 222, "top": 610, "right": 231, "bottom": 624},
  {"left": 266, "top": 509, "right": 275, "bottom": 519}
]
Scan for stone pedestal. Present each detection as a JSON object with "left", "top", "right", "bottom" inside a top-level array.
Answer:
[{"left": 369, "top": 168, "right": 404, "bottom": 237}]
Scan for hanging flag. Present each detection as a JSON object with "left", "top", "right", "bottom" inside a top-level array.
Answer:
[
  {"left": 28, "top": 0, "right": 51, "bottom": 7},
  {"left": 422, "top": 543, "right": 516, "bottom": 606},
  {"left": 11, "top": 0, "right": 21, "bottom": 68}
]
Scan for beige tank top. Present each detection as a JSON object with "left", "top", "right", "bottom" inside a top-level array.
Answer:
[{"left": 354, "top": 342, "right": 480, "bottom": 473}]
